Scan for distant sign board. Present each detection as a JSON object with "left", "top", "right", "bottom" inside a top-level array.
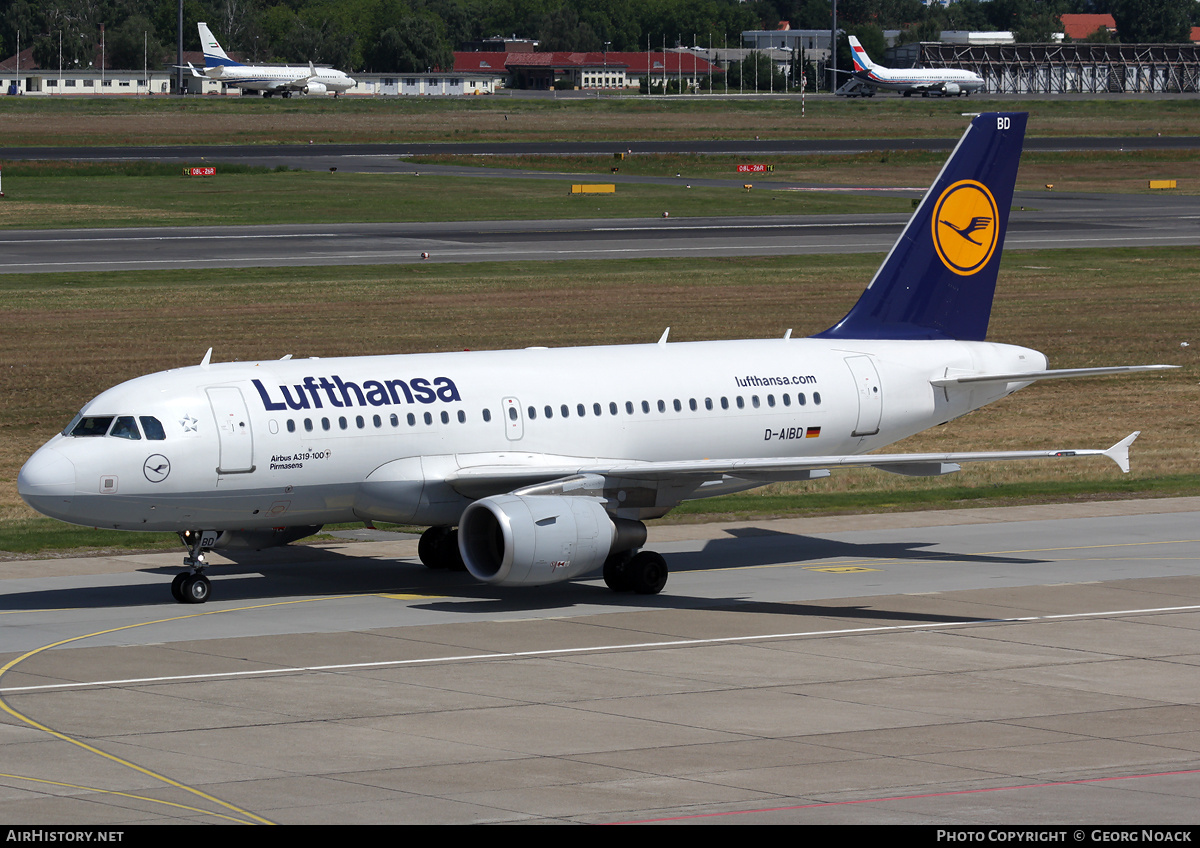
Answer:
[
  {"left": 184, "top": 167, "right": 217, "bottom": 177},
  {"left": 737, "top": 164, "right": 774, "bottom": 173}
]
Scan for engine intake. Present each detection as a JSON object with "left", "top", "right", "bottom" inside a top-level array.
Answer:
[{"left": 458, "top": 495, "right": 645, "bottom": 586}]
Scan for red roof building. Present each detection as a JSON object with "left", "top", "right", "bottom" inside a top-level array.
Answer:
[{"left": 1060, "top": 14, "right": 1117, "bottom": 41}]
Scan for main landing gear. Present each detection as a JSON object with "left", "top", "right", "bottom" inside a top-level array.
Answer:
[
  {"left": 602, "top": 549, "right": 668, "bottom": 595},
  {"left": 172, "top": 529, "right": 217, "bottom": 604},
  {"left": 418, "top": 525, "right": 466, "bottom": 571}
]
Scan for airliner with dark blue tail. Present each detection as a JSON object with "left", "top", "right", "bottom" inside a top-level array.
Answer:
[
  {"left": 187, "top": 22, "right": 355, "bottom": 98},
  {"left": 18, "top": 113, "right": 1174, "bottom": 603}
]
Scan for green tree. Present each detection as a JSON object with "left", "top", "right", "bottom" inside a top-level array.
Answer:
[
  {"left": 1110, "top": 0, "right": 1192, "bottom": 42},
  {"left": 368, "top": 13, "right": 453, "bottom": 72},
  {"left": 105, "top": 15, "right": 169, "bottom": 69},
  {"left": 726, "top": 49, "right": 786, "bottom": 90}
]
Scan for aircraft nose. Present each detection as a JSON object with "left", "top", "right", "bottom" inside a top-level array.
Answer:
[{"left": 18, "top": 446, "right": 77, "bottom": 510}]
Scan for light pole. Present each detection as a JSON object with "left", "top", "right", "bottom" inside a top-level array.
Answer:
[{"left": 603, "top": 40, "right": 610, "bottom": 96}]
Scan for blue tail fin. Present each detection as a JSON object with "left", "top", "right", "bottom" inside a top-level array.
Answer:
[{"left": 815, "top": 112, "right": 1027, "bottom": 342}]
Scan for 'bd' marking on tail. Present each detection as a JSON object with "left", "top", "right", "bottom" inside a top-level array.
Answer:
[{"left": 931, "top": 180, "right": 999, "bottom": 276}]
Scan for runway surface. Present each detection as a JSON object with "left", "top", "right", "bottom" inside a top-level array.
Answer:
[
  {"left": 2, "top": 498, "right": 1199, "bottom": 824},
  {"left": 4, "top": 193, "right": 1199, "bottom": 274},
  {"left": 4, "top": 132, "right": 1197, "bottom": 273}
]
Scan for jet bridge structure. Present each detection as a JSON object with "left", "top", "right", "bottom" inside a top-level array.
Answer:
[{"left": 912, "top": 42, "right": 1200, "bottom": 94}]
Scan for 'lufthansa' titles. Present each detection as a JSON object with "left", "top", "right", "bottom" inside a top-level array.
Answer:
[{"left": 253, "top": 375, "right": 461, "bottom": 411}]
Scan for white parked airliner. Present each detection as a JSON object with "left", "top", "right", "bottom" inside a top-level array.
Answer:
[
  {"left": 188, "top": 22, "right": 355, "bottom": 98},
  {"left": 19, "top": 113, "right": 1174, "bottom": 604},
  {"left": 847, "top": 35, "right": 984, "bottom": 97}
]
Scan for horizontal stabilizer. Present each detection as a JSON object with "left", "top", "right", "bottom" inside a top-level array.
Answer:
[{"left": 932, "top": 365, "right": 1178, "bottom": 387}]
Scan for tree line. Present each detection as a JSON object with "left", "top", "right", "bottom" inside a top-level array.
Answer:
[{"left": 1, "top": 0, "right": 1195, "bottom": 75}]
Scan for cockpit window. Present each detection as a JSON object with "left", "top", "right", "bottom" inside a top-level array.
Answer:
[
  {"left": 140, "top": 416, "right": 166, "bottom": 440},
  {"left": 70, "top": 416, "right": 114, "bottom": 437},
  {"left": 109, "top": 416, "right": 141, "bottom": 440}
]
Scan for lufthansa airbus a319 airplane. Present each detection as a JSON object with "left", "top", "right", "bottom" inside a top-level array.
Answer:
[
  {"left": 19, "top": 113, "right": 1174, "bottom": 604},
  {"left": 187, "top": 22, "right": 355, "bottom": 98},
  {"left": 847, "top": 35, "right": 984, "bottom": 97}
]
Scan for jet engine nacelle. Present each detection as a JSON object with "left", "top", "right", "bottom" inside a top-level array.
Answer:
[
  {"left": 943, "top": 82, "right": 961, "bottom": 95},
  {"left": 302, "top": 81, "right": 327, "bottom": 95},
  {"left": 458, "top": 494, "right": 645, "bottom": 586}
]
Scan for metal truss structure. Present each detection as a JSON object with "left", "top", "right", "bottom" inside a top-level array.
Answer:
[{"left": 918, "top": 42, "right": 1200, "bottom": 93}]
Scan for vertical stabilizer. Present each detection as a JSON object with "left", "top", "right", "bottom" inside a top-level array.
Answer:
[
  {"left": 848, "top": 36, "right": 877, "bottom": 74},
  {"left": 198, "top": 22, "right": 239, "bottom": 68},
  {"left": 815, "top": 112, "right": 1027, "bottom": 342}
]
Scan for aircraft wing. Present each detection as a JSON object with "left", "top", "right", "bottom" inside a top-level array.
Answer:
[
  {"left": 279, "top": 63, "right": 319, "bottom": 91},
  {"left": 445, "top": 432, "right": 1140, "bottom": 500}
]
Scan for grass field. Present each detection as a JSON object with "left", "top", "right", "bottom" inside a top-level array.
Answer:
[
  {"left": 0, "top": 164, "right": 913, "bottom": 229},
  {"left": 0, "top": 145, "right": 1193, "bottom": 231},
  {"left": 0, "top": 95, "right": 1197, "bottom": 146},
  {"left": 1, "top": 248, "right": 1196, "bottom": 556}
]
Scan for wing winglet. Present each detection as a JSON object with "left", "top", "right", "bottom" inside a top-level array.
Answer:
[{"left": 1103, "top": 431, "right": 1139, "bottom": 474}]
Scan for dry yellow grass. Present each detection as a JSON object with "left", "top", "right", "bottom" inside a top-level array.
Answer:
[{"left": 0, "top": 97, "right": 1196, "bottom": 146}]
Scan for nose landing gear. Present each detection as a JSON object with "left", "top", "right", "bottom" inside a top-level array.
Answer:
[{"left": 173, "top": 530, "right": 218, "bottom": 604}]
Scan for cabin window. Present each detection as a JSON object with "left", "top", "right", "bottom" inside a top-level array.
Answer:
[
  {"left": 390, "top": 413, "right": 399, "bottom": 427},
  {"left": 674, "top": 399, "right": 682, "bottom": 412},
  {"left": 110, "top": 416, "right": 141, "bottom": 440},
  {"left": 720, "top": 397, "right": 729, "bottom": 410},
  {"left": 797, "top": 393, "right": 806, "bottom": 406},
  {"left": 592, "top": 403, "right": 601, "bottom": 416},
  {"left": 441, "top": 411, "right": 450, "bottom": 424},
  {"left": 372, "top": 415, "right": 381, "bottom": 428},
  {"left": 751, "top": 395, "right": 760, "bottom": 409},
  {"left": 338, "top": 416, "right": 348, "bottom": 430},
  {"left": 813, "top": 392, "right": 822, "bottom": 405},
  {"left": 423, "top": 412, "right": 433, "bottom": 425},
  {"left": 69, "top": 416, "right": 114, "bottom": 437},
  {"left": 321, "top": 418, "right": 331, "bottom": 431},
  {"left": 286, "top": 419, "right": 296, "bottom": 433},
  {"left": 407, "top": 413, "right": 416, "bottom": 426},
  {"left": 508, "top": 407, "right": 518, "bottom": 421},
  {"left": 457, "top": 410, "right": 466, "bottom": 423},
  {"left": 705, "top": 398, "right": 713, "bottom": 410},
  {"left": 625, "top": 401, "right": 634, "bottom": 415},
  {"left": 483, "top": 409, "right": 492, "bottom": 422},
  {"left": 609, "top": 402, "right": 618, "bottom": 415},
  {"left": 767, "top": 395, "right": 776, "bottom": 408},
  {"left": 737, "top": 396, "right": 745, "bottom": 409},
  {"left": 657, "top": 400, "right": 666, "bottom": 413},
  {"left": 528, "top": 406, "right": 537, "bottom": 420},
  {"left": 689, "top": 398, "right": 697, "bottom": 411},
  {"left": 139, "top": 416, "right": 166, "bottom": 439},
  {"left": 544, "top": 405, "right": 553, "bottom": 419},
  {"left": 641, "top": 400, "right": 650, "bottom": 414},
  {"left": 561, "top": 404, "right": 570, "bottom": 418},
  {"left": 782, "top": 394, "right": 791, "bottom": 407}
]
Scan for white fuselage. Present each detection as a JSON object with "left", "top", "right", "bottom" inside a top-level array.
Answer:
[
  {"left": 857, "top": 66, "right": 984, "bottom": 95},
  {"left": 206, "top": 63, "right": 355, "bottom": 94},
  {"left": 19, "top": 337, "right": 1044, "bottom": 534}
]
